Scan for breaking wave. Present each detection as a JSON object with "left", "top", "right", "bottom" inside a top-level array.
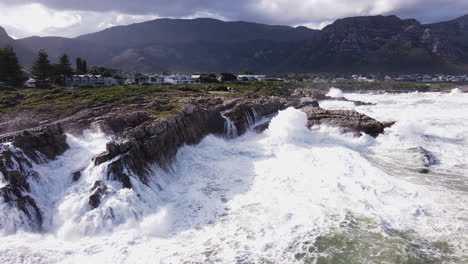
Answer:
[
  {"left": 326, "top": 87, "right": 344, "bottom": 98},
  {"left": 0, "top": 91, "right": 467, "bottom": 263}
]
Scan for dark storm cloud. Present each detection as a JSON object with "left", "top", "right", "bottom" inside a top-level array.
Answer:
[
  {"left": 1, "top": 0, "right": 468, "bottom": 38},
  {"left": 0, "top": 0, "right": 244, "bottom": 17},
  {"left": 2, "top": 0, "right": 468, "bottom": 24}
]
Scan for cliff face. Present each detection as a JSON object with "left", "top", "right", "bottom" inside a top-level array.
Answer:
[
  {"left": 92, "top": 96, "right": 288, "bottom": 192},
  {"left": 289, "top": 15, "right": 468, "bottom": 73},
  {"left": 0, "top": 95, "right": 291, "bottom": 221}
]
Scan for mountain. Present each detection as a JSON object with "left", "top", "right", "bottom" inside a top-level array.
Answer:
[
  {"left": 282, "top": 15, "right": 468, "bottom": 73},
  {"left": 18, "top": 18, "right": 318, "bottom": 73},
  {"left": 9, "top": 15, "right": 468, "bottom": 73},
  {"left": 0, "top": 26, "right": 35, "bottom": 66}
]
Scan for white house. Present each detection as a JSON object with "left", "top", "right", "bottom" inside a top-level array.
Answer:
[
  {"left": 124, "top": 78, "right": 138, "bottom": 85},
  {"left": 163, "top": 75, "right": 196, "bottom": 84},
  {"left": 66, "top": 75, "right": 118, "bottom": 87},
  {"left": 237, "top": 75, "right": 266, "bottom": 81},
  {"left": 24, "top": 78, "right": 36, "bottom": 88}
]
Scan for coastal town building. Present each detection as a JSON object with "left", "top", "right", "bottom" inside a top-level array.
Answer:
[
  {"left": 237, "top": 75, "right": 266, "bottom": 81},
  {"left": 127, "top": 74, "right": 197, "bottom": 85},
  {"left": 163, "top": 75, "right": 196, "bottom": 84},
  {"left": 66, "top": 75, "right": 118, "bottom": 87}
]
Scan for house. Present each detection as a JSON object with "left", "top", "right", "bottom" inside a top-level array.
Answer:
[
  {"left": 124, "top": 78, "right": 137, "bottom": 85},
  {"left": 163, "top": 75, "right": 196, "bottom": 84},
  {"left": 191, "top": 75, "right": 201, "bottom": 82},
  {"left": 66, "top": 75, "right": 118, "bottom": 87},
  {"left": 384, "top": 76, "right": 393, "bottom": 82},
  {"left": 237, "top": 75, "right": 266, "bottom": 81},
  {"left": 24, "top": 78, "right": 36, "bottom": 88},
  {"left": 139, "top": 75, "right": 165, "bottom": 85}
]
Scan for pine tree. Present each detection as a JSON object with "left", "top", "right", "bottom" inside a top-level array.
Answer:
[
  {"left": 31, "top": 50, "right": 52, "bottom": 88},
  {"left": 0, "top": 45, "right": 25, "bottom": 86},
  {"left": 76, "top": 57, "right": 83, "bottom": 74},
  {"left": 82, "top": 59, "right": 88, "bottom": 74},
  {"left": 55, "top": 54, "right": 73, "bottom": 86}
]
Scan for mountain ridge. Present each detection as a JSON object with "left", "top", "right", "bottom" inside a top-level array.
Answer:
[{"left": 2, "top": 14, "right": 468, "bottom": 73}]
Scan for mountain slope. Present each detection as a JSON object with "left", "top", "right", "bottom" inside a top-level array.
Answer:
[
  {"left": 0, "top": 26, "right": 35, "bottom": 67},
  {"left": 284, "top": 15, "right": 468, "bottom": 73},
  {"left": 10, "top": 15, "right": 468, "bottom": 73},
  {"left": 18, "top": 18, "right": 319, "bottom": 72}
]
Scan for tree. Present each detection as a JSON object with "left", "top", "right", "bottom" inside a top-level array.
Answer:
[
  {"left": 89, "top": 66, "right": 117, "bottom": 77},
  {"left": 75, "top": 57, "right": 88, "bottom": 74},
  {"left": 199, "top": 73, "right": 219, "bottom": 83},
  {"left": 31, "top": 50, "right": 52, "bottom": 88},
  {"left": 82, "top": 60, "right": 88, "bottom": 74},
  {"left": 53, "top": 54, "right": 74, "bottom": 86},
  {"left": 242, "top": 69, "right": 254, "bottom": 75},
  {"left": 0, "top": 45, "right": 25, "bottom": 86},
  {"left": 76, "top": 58, "right": 82, "bottom": 74},
  {"left": 220, "top": 72, "right": 237, "bottom": 82}
]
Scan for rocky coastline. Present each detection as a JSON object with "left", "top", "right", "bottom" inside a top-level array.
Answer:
[{"left": 0, "top": 89, "right": 394, "bottom": 230}]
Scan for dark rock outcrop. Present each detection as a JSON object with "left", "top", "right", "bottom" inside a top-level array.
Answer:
[
  {"left": 0, "top": 123, "right": 69, "bottom": 231},
  {"left": 223, "top": 96, "right": 289, "bottom": 135},
  {"left": 89, "top": 181, "right": 108, "bottom": 209},
  {"left": 293, "top": 89, "right": 328, "bottom": 100},
  {"left": 0, "top": 123, "right": 69, "bottom": 163},
  {"left": 0, "top": 148, "right": 43, "bottom": 231},
  {"left": 301, "top": 106, "right": 393, "bottom": 137},
  {"left": 94, "top": 96, "right": 288, "bottom": 187}
]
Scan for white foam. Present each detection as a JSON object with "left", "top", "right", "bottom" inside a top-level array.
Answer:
[
  {"left": 450, "top": 88, "right": 462, "bottom": 95},
  {"left": 326, "top": 87, "right": 344, "bottom": 98},
  {"left": 0, "top": 93, "right": 467, "bottom": 263}
]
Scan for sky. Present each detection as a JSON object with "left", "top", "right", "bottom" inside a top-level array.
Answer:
[{"left": 0, "top": 0, "right": 467, "bottom": 39}]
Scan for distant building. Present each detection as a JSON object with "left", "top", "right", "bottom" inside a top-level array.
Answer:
[
  {"left": 24, "top": 78, "right": 36, "bottom": 88},
  {"left": 191, "top": 75, "right": 201, "bottom": 82},
  {"left": 66, "top": 75, "right": 118, "bottom": 87},
  {"left": 237, "top": 75, "right": 266, "bottom": 81},
  {"left": 384, "top": 76, "right": 393, "bottom": 82},
  {"left": 163, "top": 75, "right": 196, "bottom": 84},
  {"left": 124, "top": 78, "right": 138, "bottom": 85}
]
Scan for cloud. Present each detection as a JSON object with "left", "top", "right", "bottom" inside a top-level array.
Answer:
[{"left": 1, "top": 0, "right": 468, "bottom": 38}]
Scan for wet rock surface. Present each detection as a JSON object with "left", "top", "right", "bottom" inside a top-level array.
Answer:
[
  {"left": 0, "top": 92, "right": 394, "bottom": 230},
  {"left": 0, "top": 146, "right": 43, "bottom": 231},
  {"left": 0, "top": 123, "right": 69, "bottom": 163},
  {"left": 300, "top": 106, "right": 393, "bottom": 137},
  {"left": 94, "top": 96, "right": 288, "bottom": 186}
]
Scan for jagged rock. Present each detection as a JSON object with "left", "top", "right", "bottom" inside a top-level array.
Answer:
[
  {"left": 301, "top": 106, "right": 393, "bottom": 137},
  {"left": 94, "top": 96, "right": 289, "bottom": 187},
  {"left": 223, "top": 97, "right": 289, "bottom": 135},
  {"left": 0, "top": 182, "right": 43, "bottom": 231},
  {"left": 0, "top": 126, "right": 63, "bottom": 231},
  {"left": 295, "top": 99, "right": 320, "bottom": 109},
  {"left": 0, "top": 123, "right": 69, "bottom": 163},
  {"left": 293, "top": 89, "right": 328, "bottom": 100},
  {"left": 253, "top": 122, "right": 271, "bottom": 133},
  {"left": 72, "top": 170, "right": 82, "bottom": 182},
  {"left": 89, "top": 181, "right": 108, "bottom": 209},
  {"left": 331, "top": 97, "right": 376, "bottom": 106}
]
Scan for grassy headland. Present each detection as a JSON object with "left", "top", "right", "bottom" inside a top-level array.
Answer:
[{"left": 0, "top": 81, "right": 456, "bottom": 119}]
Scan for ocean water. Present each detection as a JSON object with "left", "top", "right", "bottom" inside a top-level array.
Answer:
[{"left": 0, "top": 90, "right": 467, "bottom": 263}]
